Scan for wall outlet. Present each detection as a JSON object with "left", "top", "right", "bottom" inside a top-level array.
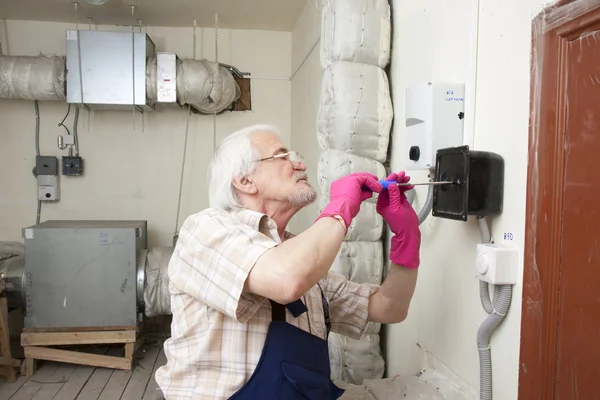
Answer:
[
  {"left": 476, "top": 243, "right": 518, "bottom": 285},
  {"left": 62, "top": 156, "right": 83, "bottom": 176}
]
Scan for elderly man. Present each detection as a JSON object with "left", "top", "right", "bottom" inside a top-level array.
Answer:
[{"left": 155, "top": 124, "right": 420, "bottom": 399}]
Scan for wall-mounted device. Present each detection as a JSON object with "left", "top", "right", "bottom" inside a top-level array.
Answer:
[
  {"left": 156, "top": 52, "right": 178, "bottom": 103},
  {"left": 405, "top": 82, "right": 465, "bottom": 170},
  {"left": 66, "top": 30, "right": 156, "bottom": 111},
  {"left": 36, "top": 155, "right": 60, "bottom": 201},
  {"left": 432, "top": 145, "right": 504, "bottom": 221}
]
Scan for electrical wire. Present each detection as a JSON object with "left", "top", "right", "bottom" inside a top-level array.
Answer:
[
  {"left": 33, "top": 100, "right": 41, "bottom": 224},
  {"left": 172, "top": 20, "right": 197, "bottom": 246}
]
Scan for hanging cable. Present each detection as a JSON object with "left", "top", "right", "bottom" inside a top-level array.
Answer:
[
  {"left": 213, "top": 13, "right": 219, "bottom": 150},
  {"left": 131, "top": 5, "right": 136, "bottom": 131},
  {"left": 33, "top": 101, "right": 41, "bottom": 224},
  {"left": 173, "top": 20, "right": 197, "bottom": 246}
]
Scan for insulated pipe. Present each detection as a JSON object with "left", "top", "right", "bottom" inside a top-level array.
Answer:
[{"left": 476, "top": 217, "right": 513, "bottom": 400}]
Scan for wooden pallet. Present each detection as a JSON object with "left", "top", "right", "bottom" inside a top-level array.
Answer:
[
  {"left": 20, "top": 324, "right": 145, "bottom": 373},
  {"left": 0, "top": 297, "right": 23, "bottom": 382}
]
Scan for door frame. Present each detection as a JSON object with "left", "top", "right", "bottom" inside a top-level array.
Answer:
[{"left": 519, "top": 1, "right": 600, "bottom": 398}]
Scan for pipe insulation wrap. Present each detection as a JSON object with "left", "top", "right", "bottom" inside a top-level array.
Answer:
[
  {"left": 1, "top": 54, "right": 239, "bottom": 113},
  {"left": 321, "top": 0, "right": 391, "bottom": 68},
  {"left": 320, "top": 196, "right": 384, "bottom": 241},
  {"left": 146, "top": 56, "right": 241, "bottom": 114},
  {"left": 317, "top": 62, "right": 393, "bottom": 163},
  {"left": 142, "top": 246, "right": 175, "bottom": 317},
  {"left": 0, "top": 54, "right": 66, "bottom": 101},
  {"left": 317, "top": 149, "right": 387, "bottom": 202},
  {"left": 318, "top": 0, "right": 392, "bottom": 384}
]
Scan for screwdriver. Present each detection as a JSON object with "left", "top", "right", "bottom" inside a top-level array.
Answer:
[{"left": 378, "top": 180, "right": 457, "bottom": 189}]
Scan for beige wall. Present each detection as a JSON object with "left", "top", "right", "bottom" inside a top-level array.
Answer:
[
  {"left": 289, "top": 0, "right": 555, "bottom": 398},
  {"left": 289, "top": 1, "right": 323, "bottom": 233},
  {"left": 0, "top": 20, "right": 291, "bottom": 247}
]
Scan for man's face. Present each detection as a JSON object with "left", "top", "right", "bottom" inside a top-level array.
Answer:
[{"left": 250, "top": 131, "right": 317, "bottom": 207}]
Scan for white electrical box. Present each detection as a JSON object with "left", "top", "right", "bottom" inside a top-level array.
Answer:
[
  {"left": 476, "top": 243, "right": 519, "bottom": 285},
  {"left": 156, "top": 52, "right": 177, "bottom": 103},
  {"left": 405, "top": 82, "right": 465, "bottom": 170},
  {"left": 38, "top": 175, "right": 60, "bottom": 201}
]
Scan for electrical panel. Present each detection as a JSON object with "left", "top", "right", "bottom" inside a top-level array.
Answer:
[
  {"left": 432, "top": 145, "right": 504, "bottom": 221},
  {"left": 62, "top": 156, "right": 83, "bottom": 176},
  {"left": 36, "top": 156, "right": 60, "bottom": 201},
  {"left": 405, "top": 82, "right": 465, "bottom": 170},
  {"left": 66, "top": 29, "right": 156, "bottom": 111}
]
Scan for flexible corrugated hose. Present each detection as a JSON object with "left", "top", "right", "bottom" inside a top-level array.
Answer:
[{"left": 476, "top": 216, "right": 513, "bottom": 400}]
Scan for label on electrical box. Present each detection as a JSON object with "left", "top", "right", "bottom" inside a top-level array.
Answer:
[
  {"left": 67, "top": 30, "right": 77, "bottom": 41},
  {"left": 24, "top": 229, "right": 34, "bottom": 239}
]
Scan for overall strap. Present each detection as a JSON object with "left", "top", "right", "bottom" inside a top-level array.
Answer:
[
  {"left": 270, "top": 300, "right": 286, "bottom": 322},
  {"left": 317, "top": 284, "right": 331, "bottom": 337}
]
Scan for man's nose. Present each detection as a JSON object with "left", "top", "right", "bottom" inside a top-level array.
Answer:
[{"left": 294, "top": 161, "right": 306, "bottom": 171}]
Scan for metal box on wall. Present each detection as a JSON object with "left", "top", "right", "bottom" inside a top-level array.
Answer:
[
  {"left": 22, "top": 220, "right": 147, "bottom": 329},
  {"left": 66, "top": 29, "right": 156, "bottom": 111}
]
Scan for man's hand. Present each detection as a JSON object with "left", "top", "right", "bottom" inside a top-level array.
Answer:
[
  {"left": 376, "top": 172, "right": 420, "bottom": 269},
  {"left": 316, "top": 172, "right": 383, "bottom": 231},
  {"left": 367, "top": 172, "right": 420, "bottom": 324}
]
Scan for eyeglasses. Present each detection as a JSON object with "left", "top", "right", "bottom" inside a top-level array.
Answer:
[{"left": 258, "top": 151, "right": 304, "bottom": 167}]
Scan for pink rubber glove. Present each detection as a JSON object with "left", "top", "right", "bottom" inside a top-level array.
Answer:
[
  {"left": 376, "top": 172, "right": 421, "bottom": 269},
  {"left": 316, "top": 172, "right": 383, "bottom": 232}
]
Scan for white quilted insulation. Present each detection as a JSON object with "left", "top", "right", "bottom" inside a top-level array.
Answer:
[
  {"left": 319, "top": 196, "right": 383, "bottom": 241},
  {"left": 318, "top": 0, "right": 392, "bottom": 386},
  {"left": 321, "top": 0, "right": 392, "bottom": 68},
  {"left": 329, "top": 333, "right": 385, "bottom": 383},
  {"left": 331, "top": 241, "right": 384, "bottom": 284},
  {"left": 317, "top": 149, "right": 387, "bottom": 200},
  {"left": 317, "top": 62, "right": 393, "bottom": 163}
]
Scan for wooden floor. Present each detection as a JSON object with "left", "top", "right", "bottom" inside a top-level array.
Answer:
[{"left": 0, "top": 343, "right": 166, "bottom": 400}]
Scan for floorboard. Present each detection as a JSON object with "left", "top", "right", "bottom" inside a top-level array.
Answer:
[{"left": 0, "top": 344, "right": 165, "bottom": 400}]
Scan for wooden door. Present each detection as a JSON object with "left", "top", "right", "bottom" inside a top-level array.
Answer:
[{"left": 520, "top": 1, "right": 600, "bottom": 399}]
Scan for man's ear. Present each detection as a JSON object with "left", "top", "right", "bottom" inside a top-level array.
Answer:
[{"left": 232, "top": 175, "right": 258, "bottom": 195}]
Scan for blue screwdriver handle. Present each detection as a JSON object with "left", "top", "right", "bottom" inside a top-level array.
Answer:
[
  {"left": 379, "top": 179, "right": 395, "bottom": 189},
  {"left": 361, "top": 179, "right": 395, "bottom": 192}
]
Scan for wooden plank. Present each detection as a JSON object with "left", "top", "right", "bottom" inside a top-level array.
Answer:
[
  {"left": 141, "top": 348, "right": 166, "bottom": 400},
  {"left": 24, "top": 347, "right": 132, "bottom": 370},
  {"left": 9, "top": 361, "right": 59, "bottom": 400},
  {"left": 121, "top": 345, "right": 161, "bottom": 400},
  {"left": 52, "top": 346, "right": 109, "bottom": 400},
  {"left": 0, "top": 356, "right": 22, "bottom": 367},
  {"left": 28, "top": 363, "right": 77, "bottom": 400},
  {"left": 76, "top": 347, "right": 123, "bottom": 400},
  {"left": 0, "top": 374, "right": 30, "bottom": 399},
  {"left": 22, "top": 331, "right": 136, "bottom": 346},
  {"left": 0, "top": 297, "right": 16, "bottom": 382},
  {"left": 23, "top": 325, "right": 138, "bottom": 333}
]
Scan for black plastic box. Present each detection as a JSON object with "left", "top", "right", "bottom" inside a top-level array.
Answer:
[{"left": 432, "top": 145, "right": 504, "bottom": 221}]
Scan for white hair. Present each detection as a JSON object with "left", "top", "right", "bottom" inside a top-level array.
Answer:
[{"left": 207, "top": 124, "right": 280, "bottom": 211}]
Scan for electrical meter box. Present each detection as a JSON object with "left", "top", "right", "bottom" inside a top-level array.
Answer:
[
  {"left": 405, "top": 82, "right": 465, "bottom": 170},
  {"left": 66, "top": 29, "right": 156, "bottom": 111},
  {"left": 22, "top": 220, "right": 147, "bottom": 329}
]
